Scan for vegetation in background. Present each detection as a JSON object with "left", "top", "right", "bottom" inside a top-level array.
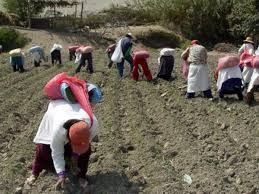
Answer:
[
  {"left": 3, "top": 0, "right": 77, "bottom": 24},
  {"left": 0, "top": 27, "right": 28, "bottom": 51},
  {"left": 103, "top": 0, "right": 259, "bottom": 44}
]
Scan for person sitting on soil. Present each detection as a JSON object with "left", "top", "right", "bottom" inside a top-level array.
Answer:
[
  {"left": 132, "top": 50, "right": 153, "bottom": 81},
  {"left": 9, "top": 48, "right": 25, "bottom": 73},
  {"left": 181, "top": 40, "right": 213, "bottom": 99},
  {"left": 238, "top": 37, "right": 255, "bottom": 87},
  {"left": 215, "top": 56, "right": 243, "bottom": 100},
  {"left": 106, "top": 43, "right": 116, "bottom": 69},
  {"left": 156, "top": 48, "right": 175, "bottom": 81},
  {"left": 75, "top": 46, "right": 94, "bottom": 74},
  {"left": 50, "top": 44, "right": 62, "bottom": 66},
  {"left": 28, "top": 46, "right": 46, "bottom": 67},
  {"left": 111, "top": 33, "right": 133, "bottom": 78}
]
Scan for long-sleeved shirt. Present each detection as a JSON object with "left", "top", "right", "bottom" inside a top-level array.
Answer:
[
  {"left": 33, "top": 99, "right": 98, "bottom": 174},
  {"left": 238, "top": 43, "right": 255, "bottom": 55},
  {"left": 121, "top": 37, "right": 133, "bottom": 57}
]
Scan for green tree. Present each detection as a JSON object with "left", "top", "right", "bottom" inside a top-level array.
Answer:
[
  {"left": 3, "top": 0, "right": 45, "bottom": 21},
  {"left": 129, "top": 0, "right": 233, "bottom": 44},
  {"left": 227, "top": 0, "right": 259, "bottom": 41}
]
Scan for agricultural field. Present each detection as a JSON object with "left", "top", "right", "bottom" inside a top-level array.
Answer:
[{"left": 0, "top": 26, "right": 259, "bottom": 194}]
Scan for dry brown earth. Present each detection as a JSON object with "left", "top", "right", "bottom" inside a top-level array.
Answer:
[{"left": 0, "top": 26, "right": 259, "bottom": 194}]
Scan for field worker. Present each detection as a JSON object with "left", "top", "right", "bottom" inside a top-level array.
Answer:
[
  {"left": 215, "top": 56, "right": 243, "bottom": 100},
  {"left": 68, "top": 45, "right": 82, "bottom": 61},
  {"left": 156, "top": 48, "right": 175, "bottom": 81},
  {"left": 245, "top": 53, "right": 259, "bottom": 105},
  {"left": 9, "top": 48, "right": 25, "bottom": 73},
  {"left": 26, "top": 74, "right": 102, "bottom": 189},
  {"left": 106, "top": 43, "right": 116, "bottom": 69},
  {"left": 28, "top": 46, "right": 46, "bottom": 67},
  {"left": 75, "top": 46, "right": 94, "bottom": 74},
  {"left": 0, "top": 45, "right": 2, "bottom": 54},
  {"left": 50, "top": 43, "right": 62, "bottom": 65},
  {"left": 132, "top": 50, "right": 153, "bottom": 81},
  {"left": 238, "top": 37, "right": 255, "bottom": 86},
  {"left": 111, "top": 33, "right": 133, "bottom": 78},
  {"left": 181, "top": 40, "right": 213, "bottom": 99},
  {"left": 25, "top": 100, "right": 98, "bottom": 189}
]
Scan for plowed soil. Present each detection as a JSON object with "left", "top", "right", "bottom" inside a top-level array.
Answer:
[{"left": 0, "top": 28, "right": 259, "bottom": 194}]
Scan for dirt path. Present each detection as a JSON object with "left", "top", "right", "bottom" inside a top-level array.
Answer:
[{"left": 0, "top": 28, "right": 259, "bottom": 194}]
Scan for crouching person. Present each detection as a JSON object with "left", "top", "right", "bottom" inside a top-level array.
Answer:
[
  {"left": 156, "top": 48, "right": 175, "bottom": 81},
  {"left": 215, "top": 56, "right": 243, "bottom": 100},
  {"left": 132, "top": 50, "right": 152, "bottom": 81},
  {"left": 50, "top": 44, "right": 62, "bottom": 65},
  {"left": 75, "top": 46, "right": 94, "bottom": 74},
  {"left": 181, "top": 40, "right": 213, "bottom": 99},
  {"left": 9, "top": 48, "right": 25, "bottom": 73},
  {"left": 26, "top": 100, "right": 98, "bottom": 189},
  {"left": 28, "top": 46, "right": 46, "bottom": 67}
]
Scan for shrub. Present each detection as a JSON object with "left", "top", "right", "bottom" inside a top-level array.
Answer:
[
  {"left": 0, "top": 27, "right": 28, "bottom": 51},
  {"left": 134, "top": 27, "right": 185, "bottom": 49}
]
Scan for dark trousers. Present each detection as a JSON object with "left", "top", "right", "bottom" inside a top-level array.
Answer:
[
  {"left": 51, "top": 50, "right": 61, "bottom": 65},
  {"left": 116, "top": 56, "right": 133, "bottom": 77},
  {"left": 32, "top": 143, "right": 91, "bottom": 178},
  {"left": 69, "top": 50, "right": 76, "bottom": 61},
  {"left": 219, "top": 78, "right": 243, "bottom": 100},
  {"left": 75, "top": 52, "right": 93, "bottom": 74},
  {"left": 34, "top": 60, "right": 41, "bottom": 67},
  {"left": 11, "top": 56, "right": 24, "bottom": 73},
  {"left": 186, "top": 89, "right": 213, "bottom": 99},
  {"left": 107, "top": 52, "right": 113, "bottom": 69}
]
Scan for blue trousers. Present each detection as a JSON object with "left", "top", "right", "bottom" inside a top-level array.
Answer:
[{"left": 116, "top": 56, "right": 133, "bottom": 77}]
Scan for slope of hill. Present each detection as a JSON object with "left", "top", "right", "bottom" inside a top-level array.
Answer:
[{"left": 0, "top": 27, "right": 259, "bottom": 194}]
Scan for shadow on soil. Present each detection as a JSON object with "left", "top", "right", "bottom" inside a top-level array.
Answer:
[{"left": 87, "top": 170, "right": 140, "bottom": 194}]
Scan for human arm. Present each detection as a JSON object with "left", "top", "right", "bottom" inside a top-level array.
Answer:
[
  {"left": 50, "top": 127, "right": 67, "bottom": 188},
  {"left": 181, "top": 47, "right": 190, "bottom": 61}
]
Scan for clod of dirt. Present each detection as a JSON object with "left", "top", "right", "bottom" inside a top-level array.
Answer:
[
  {"left": 162, "top": 149, "right": 178, "bottom": 158},
  {"left": 225, "top": 168, "right": 235, "bottom": 177},
  {"left": 220, "top": 123, "right": 229, "bottom": 130},
  {"left": 14, "top": 187, "right": 23, "bottom": 194},
  {"left": 90, "top": 153, "right": 99, "bottom": 163},
  {"left": 236, "top": 177, "right": 242, "bottom": 185}
]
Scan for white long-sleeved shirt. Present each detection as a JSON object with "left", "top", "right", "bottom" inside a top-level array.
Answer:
[
  {"left": 33, "top": 99, "right": 98, "bottom": 174},
  {"left": 238, "top": 43, "right": 255, "bottom": 55}
]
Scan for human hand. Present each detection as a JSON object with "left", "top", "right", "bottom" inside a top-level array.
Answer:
[{"left": 54, "top": 177, "right": 66, "bottom": 190}]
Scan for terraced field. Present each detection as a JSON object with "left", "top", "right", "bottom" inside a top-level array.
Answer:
[{"left": 0, "top": 28, "right": 259, "bottom": 194}]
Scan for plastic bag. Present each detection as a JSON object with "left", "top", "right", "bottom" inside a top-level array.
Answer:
[{"left": 111, "top": 40, "right": 123, "bottom": 63}]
